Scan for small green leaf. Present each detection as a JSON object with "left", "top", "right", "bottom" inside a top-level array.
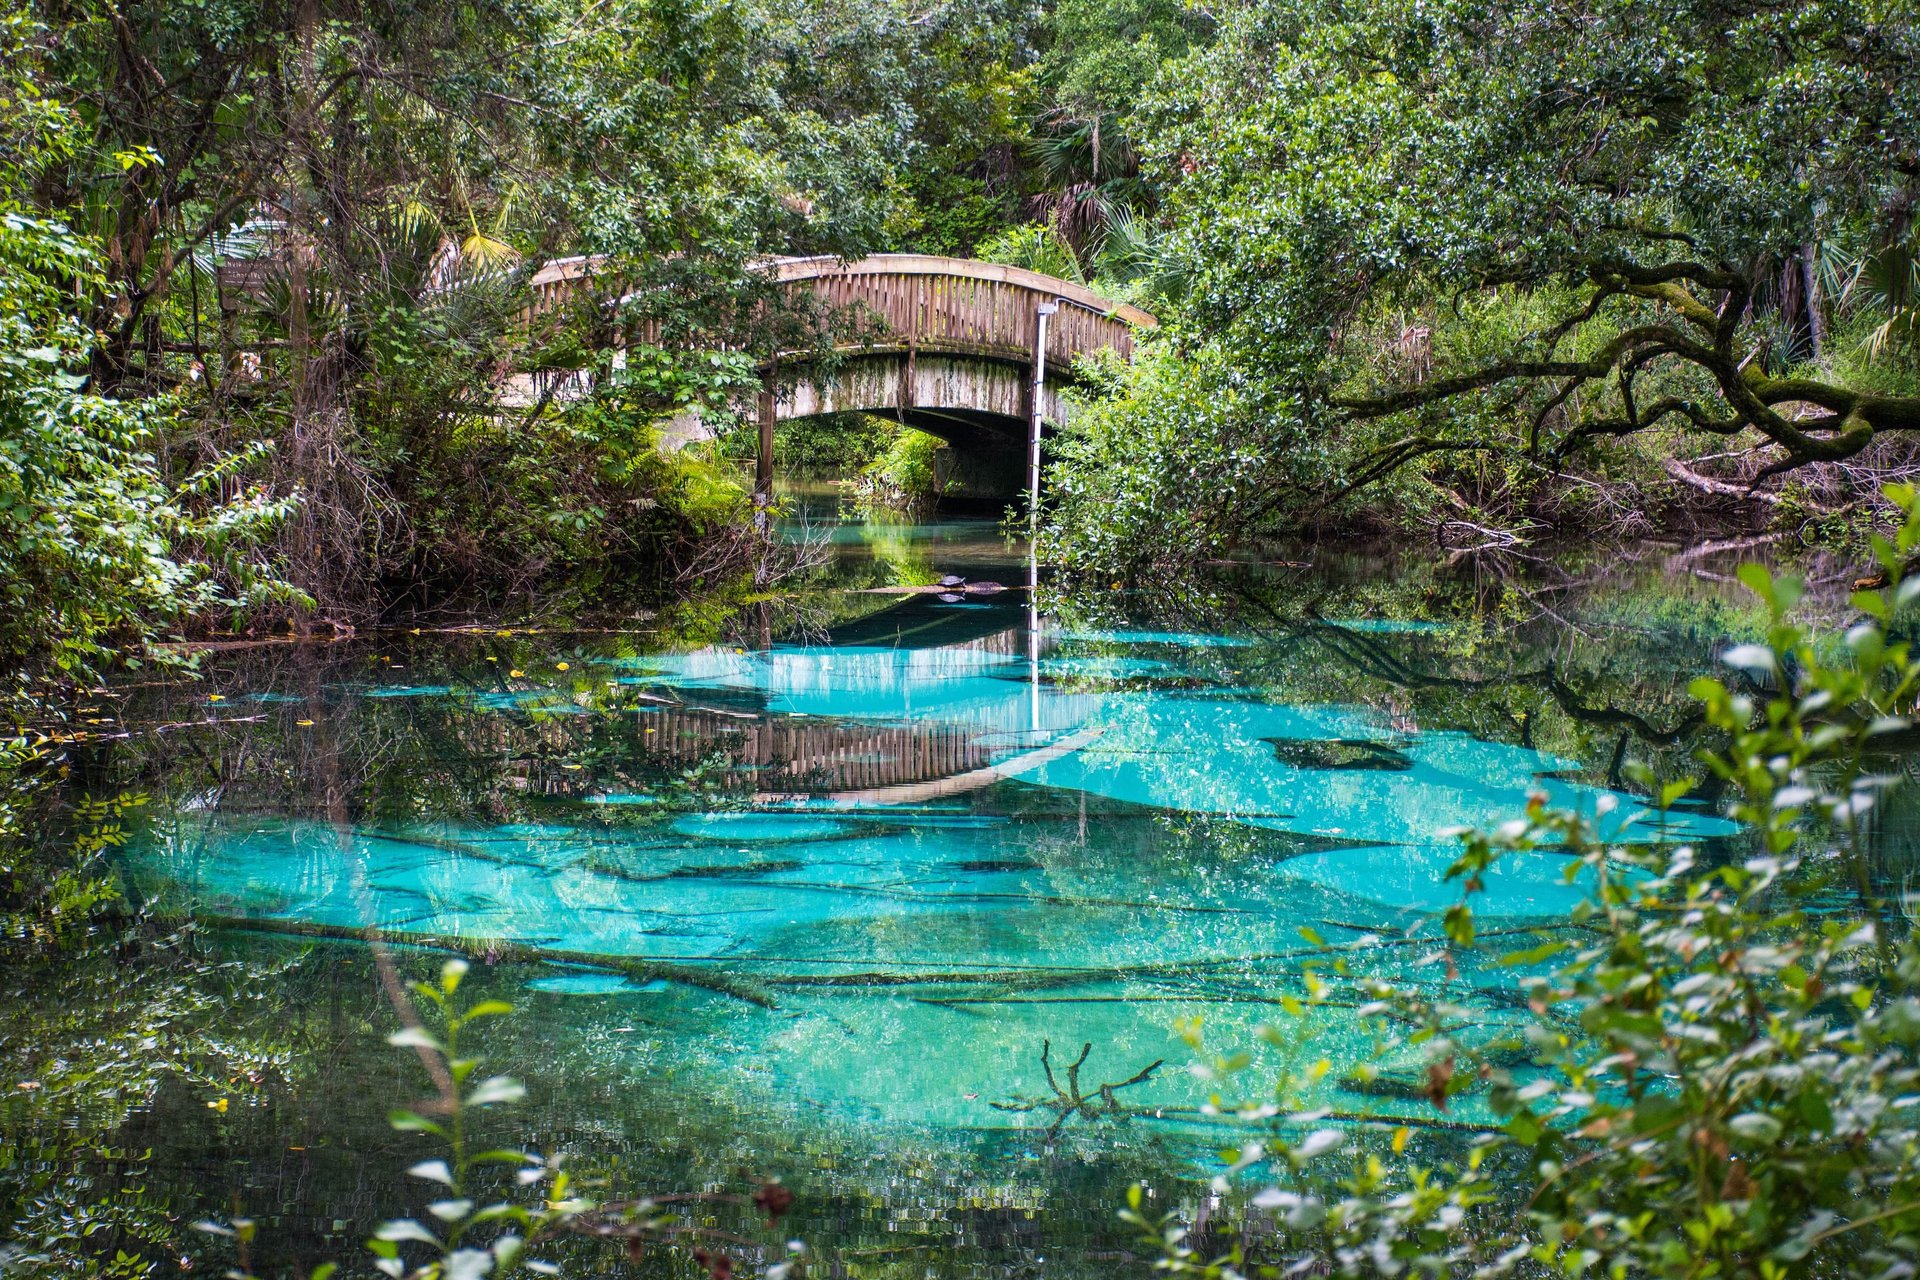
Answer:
[
  {"left": 465, "top": 1076, "right": 528, "bottom": 1108},
  {"left": 389, "top": 1109, "right": 448, "bottom": 1137},
  {"left": 387, "top": 1026, "right": 443, "bottom": 1051},
  {"left": 373, "top": 1219, "right": 441, "bottom": 1245},
  {"left": 1443, "top": 902, "right": 1475, "bottom": 946},
  {"left": 1851, "top": 589, "right": 1889, "bottom": 620},
  {"left": 462, "top": 1000, "right": 514, "bottom": 1020}
]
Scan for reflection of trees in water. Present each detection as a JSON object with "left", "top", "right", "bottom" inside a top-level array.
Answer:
[
  {"left": 1044, "top": 559, "right": 1740, "bottom": 786},
  {"left": 100, "top": 539, "right": 1853, "bottom": 838},
  {"left": 107, "top": 639, "right": 754, "bottom": 826},
  {"left": 1040, "top": 555, "right": 1920, "bottom": 889},
  {"left": 1286, "top": 607, "right": 1708, "bottom": 788},
  {"left": 92, "top": 573, "right": 1757, "bottom": 895}
]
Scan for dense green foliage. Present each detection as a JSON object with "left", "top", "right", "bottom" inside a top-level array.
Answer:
[
  {"left": 12, "top": 0, "right": 1920, "bottom": 1273},
  {"left": 0, "top": 12, "right": 292, "bottom": 683},
  {"left": 1043, "top": 0, "right": 1920, "bottom": 569},
  {"left": 0, "top": 0, "right": 1059, "bottom": 638},
  {"left": 846, "top": 427, "right": 953, "bottom": 514}
]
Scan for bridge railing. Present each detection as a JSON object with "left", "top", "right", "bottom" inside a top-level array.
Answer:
[{"left": 524, "top": 253, "right": 1154, "bottom": 373}]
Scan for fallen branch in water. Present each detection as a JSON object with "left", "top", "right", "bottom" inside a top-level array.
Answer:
[
  {"left": 764, "top": 922, "right": 1596, "bottom": 993},
  {"left": 192, "top": 913, "right": 780, "bottom": 1007},
  {"left": 916, "top": 994, "right": 1366, "bottom": 1008},
  {"left": 990, "top": 1039, "right": 1166, "bottom": 1141}
]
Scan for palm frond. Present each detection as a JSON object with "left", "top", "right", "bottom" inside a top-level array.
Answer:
[
  {"left": 1092, "top": 203, "right": 1191, "bottom": 305},
  {"left": 974, "top": 222, "right": 1086, "bottom": 285},
  {"left": 1834, "top": 228, "right": 1920, "bottom": 364},
  {"left": 459, "top": 231, "right": 521, "bottom": 274}
]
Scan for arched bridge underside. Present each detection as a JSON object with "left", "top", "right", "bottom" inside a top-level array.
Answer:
[{"left": 524, "top": 254, "right": 1155, "bottom": 489}]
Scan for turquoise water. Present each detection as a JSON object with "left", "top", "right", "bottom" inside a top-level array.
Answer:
[
  {"left": 121, "top": 520, "right": 1748, "bottom": 1156},
  {"left": 24, "top": 509, "right": 1852, "bottom": 1276}
]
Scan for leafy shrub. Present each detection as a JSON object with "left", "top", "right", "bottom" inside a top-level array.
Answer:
[
  {"left": 0, "top": 64, "right": 296, "bottom": 681},
  {"left": 1124, "top": 493, "right": 1920, "bottom": 1276},
  {"left": 846, "top": 428, "right": 953, "bottom": 515},
  {"left": 1040, "top": 345, "right": 1328, "bottom": 572}
]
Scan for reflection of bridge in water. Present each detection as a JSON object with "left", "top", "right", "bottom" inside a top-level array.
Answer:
[
  {"left": 636, "top": 706, "right": 1096, "bottom": 804},
  {"left": 628, "top": 617, "right": 1099, "bottom": 803}
]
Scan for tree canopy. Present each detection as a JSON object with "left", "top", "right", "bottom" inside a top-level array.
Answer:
[
  {"left": 1045, "top": 0, "right": 1920, "bottom": 566},
  {"left": 1, "top": 0, "right": 1044, "bottom": 636}
]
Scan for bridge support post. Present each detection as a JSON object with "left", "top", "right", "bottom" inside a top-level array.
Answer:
[
  {"left": 754, "top": 368, "right": 775, "bottom": 531},
  {"left": 1028, "top": 302, "right": 1058, "bottom": 573}
]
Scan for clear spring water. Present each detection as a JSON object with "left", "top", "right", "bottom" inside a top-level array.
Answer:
[
  {"left": 133, "top": 632, "right": 1736, "bottom": 1130},
  {"left": 121, "top": 517, "right": 1746, "bottom": 1132},
  {"left": 25, "top": 512, "right": 1821, "bottom": 1273}
]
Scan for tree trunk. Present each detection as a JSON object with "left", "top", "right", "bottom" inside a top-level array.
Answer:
[{"left": 1801, "top": 243, "right": 1826, "bottom": 361}]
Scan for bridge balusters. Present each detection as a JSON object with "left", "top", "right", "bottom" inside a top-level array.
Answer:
[{"left": 523, "top": 255, "right": 1148, "bottom": 423}]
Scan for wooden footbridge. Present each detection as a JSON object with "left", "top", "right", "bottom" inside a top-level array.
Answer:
[{"left": 523, "top": 254, "right": 1156, "bottom": 500}]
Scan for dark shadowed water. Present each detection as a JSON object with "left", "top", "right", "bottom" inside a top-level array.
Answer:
[{"left": 5, "top": 510, "right": 1910, "bottom": 1277}]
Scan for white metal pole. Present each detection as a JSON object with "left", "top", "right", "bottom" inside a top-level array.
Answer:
[
  {"left": 1030, "top": 304, "right": 1054, "bottom": 561},
  {"left": 1029, "top": 302, "right": 1057, "bottom": 736}
]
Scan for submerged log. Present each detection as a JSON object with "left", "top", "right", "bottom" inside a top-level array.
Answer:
[{"left": 194, "top": 913, "right": 780, "bottom": 1008}]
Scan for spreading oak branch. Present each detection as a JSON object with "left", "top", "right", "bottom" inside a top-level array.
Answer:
[{"left": 1323, "top": 260, "right": 1920, "bottom": 502}]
